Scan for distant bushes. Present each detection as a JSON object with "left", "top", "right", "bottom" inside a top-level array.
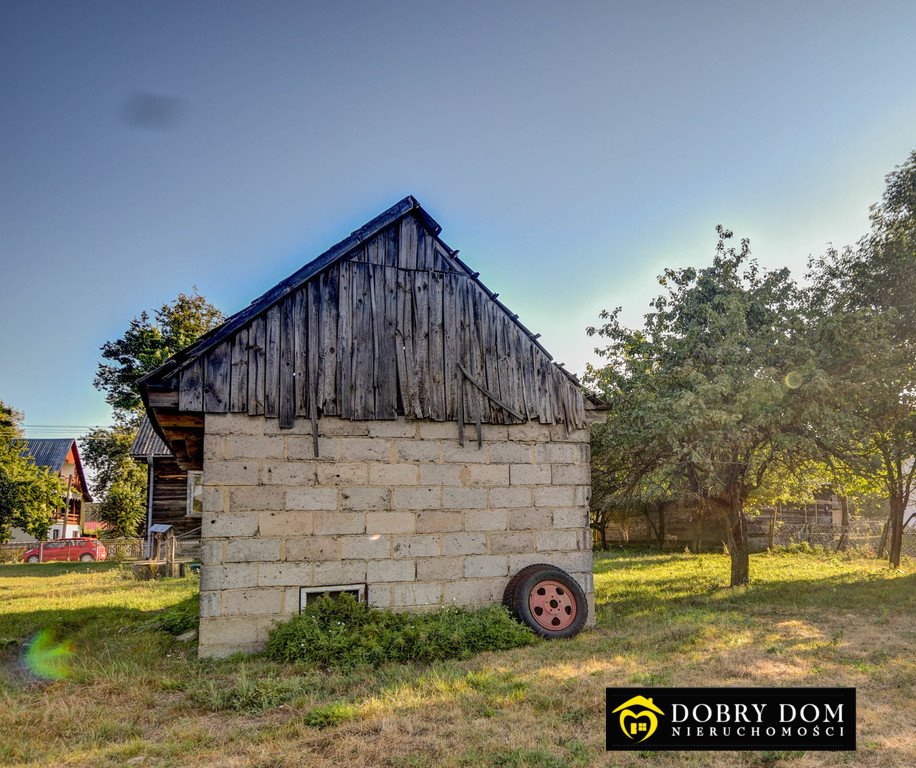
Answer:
[{"left": 265, "top": 594, "right": 537, "bottom": 669}]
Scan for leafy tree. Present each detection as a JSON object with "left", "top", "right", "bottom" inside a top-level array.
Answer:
[
  {"left": 95, "top": 459, "right": 148, "bottom": 537},
  {"left": 86, "top": 290, "right": 223, "bottom": 535},
  {"left": 806, "top": 151, "right": 916, "bottom": 567},
  {"left": 80, "top": 424, "right": 147, "bottom": 537},
  {"left": 586, "top": 228, "right": 812, "bottom": 585},
  {"left": 94, "top": 290, "right": 224, "bottom": 419},
  {"left": 80, "top": 424, "right": 141, "bottom": 501},
  {"left": 590, "top": 420, "right": 687, "bottom": 550},
  {"left": 0, "top": 402, "right": 67, "bottom": 542}
]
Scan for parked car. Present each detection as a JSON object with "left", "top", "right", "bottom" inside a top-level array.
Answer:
[{"left": 22, "top": 538, "right": 108, "bottom": 563}]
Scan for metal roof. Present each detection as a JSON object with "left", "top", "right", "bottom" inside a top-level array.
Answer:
[
  {"left": 19, "top": 438, "right": 92, "bottom": 501},
  {"left": 130, "top": 416, "right": 173, "bottom": 458},
  {"left": 20, "top": 438, "right": 75, "bottom": 472}
]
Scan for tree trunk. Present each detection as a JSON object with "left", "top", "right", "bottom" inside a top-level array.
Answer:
[
  {"left": 835, "top": 496, "right": 849, "bottom": 553},
  {"left": 656, "top": 504, "right": 666, "bottom": 550},
  {"left": 888, "top": 495, "right": 905, "bottom": 568},
  {"left": 877, "top": 517, "right": 890, "bottom": 558},
  {"left": 599, "top": 523, "right": 608, "bottom": 551},
  {"left": 724, "top": 498, "right": 750, "bottom": 586}
]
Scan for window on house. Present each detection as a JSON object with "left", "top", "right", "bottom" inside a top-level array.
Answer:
[{"left": 187, "top": 471, "right": 204, "bottom": 516}]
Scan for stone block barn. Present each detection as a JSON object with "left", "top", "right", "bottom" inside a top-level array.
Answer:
[{"left": 139, "top": 196, "right": 605, "bottom": 657}]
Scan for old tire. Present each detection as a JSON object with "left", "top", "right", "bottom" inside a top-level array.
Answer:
[
  {"left": 503, "top": 564, "right": 588, "bottom": 639},
  {"left": 79, "top": 553, "right": 95, "bottom": 562},
  {"left": 26, "top": 555, "right": 40, "bottom": 563}
]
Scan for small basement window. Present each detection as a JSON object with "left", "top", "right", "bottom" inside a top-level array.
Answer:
[{"left": 299, "top": 584, "right": 365, "bottom": 612}]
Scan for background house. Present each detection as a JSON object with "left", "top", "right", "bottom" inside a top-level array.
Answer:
[
  {"left": 130, "top": 416, "right": 202, "bottom": 555},
  {"left": 9, "top": 438, "right": 92, "bottom": 541}
]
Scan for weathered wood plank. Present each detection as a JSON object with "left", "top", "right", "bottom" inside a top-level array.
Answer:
[
  {"left": 395, "top": 267, "right": 420, "bottom": 417},
  {"left": 433, "top": 243, "right": 456, "bottom": 273},
  {"left": 398, "top": 216, "right": 418, "bottom": 270},
  {"left": 365, "top": 233, "right": 386, "bottom": 266},
  {"left": 457, "top": 362, "right": 524, "bottom": 421},
  {"left": 351, "top": 263, "right": 374, "bottom": 419},
  {"left": 148, "top": 389, "right": 179, "bottom": 409},
  {"left": 293, "top": 287, "right": 309, "bottom": 417},
  {"left": 413, "top": 268, "right": 430, "bottom": 416},
  {"left": 264, "top": 305, "right": 281, "bottom": 418},
  {"left": 247, "top": 316, "right": 266, "bottom": 415},
  {"left": 229, "top": 329, "right": 249, "bottom": 412},
  {"left": 307, "top": 279, "right": 320, "bottom": 454},
  {"left": 415, "top": 226, "right": 433, "bottom": 271},
  {"left": 203, "top": 343, "right": 230, "bottom": 412},
  {"left": 279, "top": 294, "right": 296, "bottom": 428},
  {"left": 179, "top": 359, "right": 203, "bottom": 412},
  {"left": 427, "top": 270, "right": 445, "bottom": 420},
  {"left": 521, "top": 336, "right": 537, "bottom": 420},
  {"left": 466, "top": 284, "right": 486, "bottom": 425},
  {"left": 376, "top": 264, "right": 399, "bottom": 417},
  {"left": 318, "top": 268, "right": 338, "bottom": 416},
  {"left": 337, "top": 262, "right": 353, "bottom": 419},
  {"left": 481, "top": 300, "right": 501, "bottom": 422},
  {"left": 385, "top": 222, "right": 399, "bottom": 268},
  {"left": 443, "top": 272, "right": 459, "bottom": 419}
]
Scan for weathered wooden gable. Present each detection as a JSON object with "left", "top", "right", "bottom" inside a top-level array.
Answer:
[{"left": 141, "top": 198, "right": 591, "bottom": 467}]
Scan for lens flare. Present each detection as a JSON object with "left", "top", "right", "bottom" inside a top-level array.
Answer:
[
  {"left": 784, "top": 371, "right": 804, "bottom": 389},
  {"left": 24, "top": 630, "right": 73, "bottom": 681}
]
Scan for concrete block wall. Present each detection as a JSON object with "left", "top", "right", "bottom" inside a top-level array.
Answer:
[{"left": 198, "top": 413, "right": 594, "bottom": 657}]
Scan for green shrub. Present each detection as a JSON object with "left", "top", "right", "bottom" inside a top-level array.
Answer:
[{"left": 265, "top": 594, "right": 537, "bottom": 669}]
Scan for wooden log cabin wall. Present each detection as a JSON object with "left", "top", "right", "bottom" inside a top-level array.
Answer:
[{"left": 140, "top": 197, "right": 596, "bottom": 469}]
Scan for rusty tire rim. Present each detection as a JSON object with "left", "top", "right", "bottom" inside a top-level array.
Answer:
[{"left": 527, "top": 579, "right": 577, "bottom": 631}]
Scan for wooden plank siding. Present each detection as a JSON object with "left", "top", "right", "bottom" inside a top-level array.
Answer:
[
  {"left": 163, "top": 218, "right": 587, "bottom": 431},
  {"left": 150, "top": 458, "right": 198, "bottom": 536}
]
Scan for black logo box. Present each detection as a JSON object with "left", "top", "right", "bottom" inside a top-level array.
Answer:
[{"left": 606, "top": 688, "right": 855, "bottom": 751}]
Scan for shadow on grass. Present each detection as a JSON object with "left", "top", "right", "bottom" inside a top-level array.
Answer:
[
  {"left": 0, "top": 594, "right": 198, "bottom": 644},
  {"left": 0, "top": 561, "right": 124, "bottom": 578},
  {"left": 594, "top": 554, "right": 915, "bottom": 620}
]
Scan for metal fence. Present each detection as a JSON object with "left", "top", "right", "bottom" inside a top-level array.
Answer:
[
  {"left": 592, "top": 517, "right": 915, "bottom": 559},
  {"left": 0, "top": 537, "right": 144, "bottom": 563},
  {"left": 748, "top": 520, "right": 916, "bottom": 558}
]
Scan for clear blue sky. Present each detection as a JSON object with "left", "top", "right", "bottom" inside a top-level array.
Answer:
[{"left": 2, "top": 1, "right": 915, "bottom": 437}]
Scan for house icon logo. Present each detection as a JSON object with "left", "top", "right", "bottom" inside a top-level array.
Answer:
[{"left": 611, "top": 695, "right": 665, "bottom": 743}]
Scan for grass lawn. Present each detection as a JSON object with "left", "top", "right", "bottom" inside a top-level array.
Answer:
[{"left": 0, "top": 552, "right": 913, "bottom": 768}]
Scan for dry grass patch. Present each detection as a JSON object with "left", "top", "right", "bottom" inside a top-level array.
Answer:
[{"left": 0, "top": 552, "right": 913, "bottom": 767}]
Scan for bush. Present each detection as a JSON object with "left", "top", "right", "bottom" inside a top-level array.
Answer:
[{"left": 265, "top": 594, "right": 537, "bottom": 669}]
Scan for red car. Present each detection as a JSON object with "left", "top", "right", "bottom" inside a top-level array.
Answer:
[{"left": 22, "top": 538, "right": 108, "bottom": 563}]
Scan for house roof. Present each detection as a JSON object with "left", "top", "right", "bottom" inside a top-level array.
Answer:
[
  {"left": 138, "top": 195, "right": 597, "bottom": 400},
  {"left": 130, "top": 416, "right": 173, "bottom": 459},
  {"left": 19, "top": 438, "right": 92, "bottom": 502},
  {"left": 137, "top": 196, "right": 606, "bottom": 468}
]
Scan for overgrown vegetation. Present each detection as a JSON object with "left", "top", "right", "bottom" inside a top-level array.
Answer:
[
  {"left": 0, "top": 553, "right": 911, "bottom": 767},
  {"left": 0, "top": 401, "right": 67, "bottom": 542},
  {"left": 81, "top": 290, "right": 224, "bottom": 535},
  {"left": 266, "top": 594, "right": 537, "bottom": 669},
  {"left": 587, "top": 150, "right": 916, "bottom": 582}
]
